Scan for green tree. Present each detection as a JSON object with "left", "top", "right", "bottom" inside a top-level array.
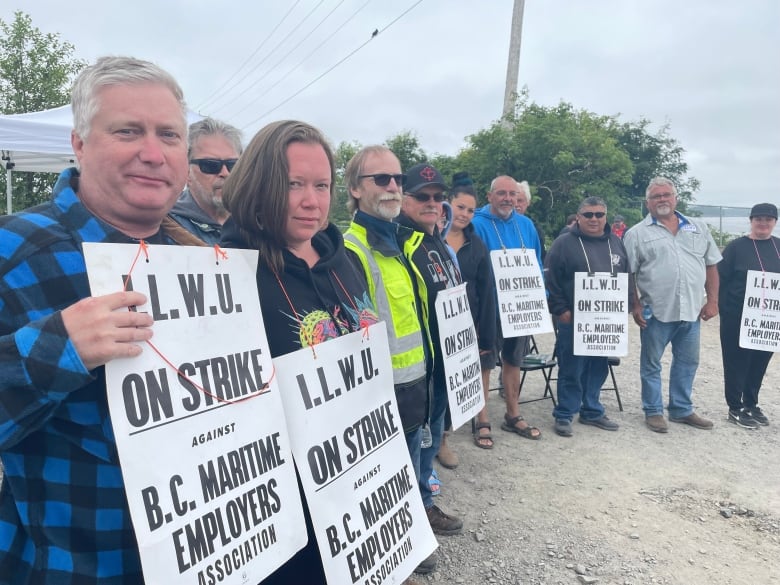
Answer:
[
  {"left": 384, "top": 131, "right": 428, "bottom": 173},
  {"left": 330, "top": 140, "right": 363, "bottom": 229},
  {"left": 1, "top": 11, "right": 86, "bottom": 213},
  {"left": 456, "top": 100, "right": 634, "bottom": 237},
  {"left": 608, "top": 118, "right": 699, "bottom": 222}
]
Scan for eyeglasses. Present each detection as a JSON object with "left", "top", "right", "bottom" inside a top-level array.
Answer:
[
  {"left": 492, "top": 190, "right": 520, "bottom": 198},
  {"left": 359, "top": 173, "right": 406, "bottom": 187},
  {"left": 405, "top": 192, "right": 447, "bottom": 203},
  {"left": 647, "top": 192, "right": 675, "bottom": 201},
  {"left": 190, "top": 158, "right": 238, "bottom": 174},
  {"left": 580, "top": 211, "right": 606, "bottom": 219}
]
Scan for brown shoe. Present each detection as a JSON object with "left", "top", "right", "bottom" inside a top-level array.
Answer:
[
  {"left": 436, "top": 432, "right": 459, "bottom": 469},
  {"left": 646, "top": 415, "right": 668, "bottom": 433},
  {"left": 426, "top": 504, "right": 463, "bottom": 536},
  {"left": 413, "top": 550, "right": 437, "bottom": 574},
  {"left": 670, "top": 412, "right": 713, "bottom": 429}
]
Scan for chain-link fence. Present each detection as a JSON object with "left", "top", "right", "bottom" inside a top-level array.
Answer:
[{"left": 687, "top": 204, "right": 778, "bottom": 246}]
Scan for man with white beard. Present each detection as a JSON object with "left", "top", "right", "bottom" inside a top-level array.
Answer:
[
  {"left": 623, "top": 177, "right": 721, "bottom": 433},
  {"left": 343, "top": 146, "right": 437, "bottom": 581}
]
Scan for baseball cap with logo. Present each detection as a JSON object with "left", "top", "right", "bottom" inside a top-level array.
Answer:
[{"left": 404, "top": 163, "right": 448, "bottom": 194}]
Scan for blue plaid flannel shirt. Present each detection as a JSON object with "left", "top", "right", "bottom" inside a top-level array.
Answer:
[{"left": 0, "top": 168, "right": 180, "bottom": 584}]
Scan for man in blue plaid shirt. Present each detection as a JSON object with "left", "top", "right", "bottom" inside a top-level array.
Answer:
[{"left": 0, "top": 56, "right": 205, "bottom": 583}]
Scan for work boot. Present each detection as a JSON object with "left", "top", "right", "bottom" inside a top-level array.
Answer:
[
  {"left": 413, "top": 550, "right": 438, "bottom": 574},
  {"left": 426, "top": 504, "right": 463, "bottom": 535},
  {"left": 578, "top": 415, "right": 619, "bottom": 431},
  {"left": 436, "top": 431, "right": 458, "bottom": 469},
  {"left": 670, "top": 412, "right": 713, "bottom": 429},
  {"left": 645, "top": 414, "right": 668, "bottom": 433}
]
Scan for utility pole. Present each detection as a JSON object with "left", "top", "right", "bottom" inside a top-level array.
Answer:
[{"left": 502, "top": 0, "right": 526, "bottom": 125}]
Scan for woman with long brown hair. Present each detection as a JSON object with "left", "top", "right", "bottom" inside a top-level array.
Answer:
[{"left": 220, "top": 120, "right": 378, "bottom": 583}]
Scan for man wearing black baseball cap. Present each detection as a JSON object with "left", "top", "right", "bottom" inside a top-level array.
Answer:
[{"left": 396, "top": 163, "right": 464, "bottom": 540}]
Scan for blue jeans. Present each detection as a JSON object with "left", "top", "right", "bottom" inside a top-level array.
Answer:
[
  {"left": 419, "top": 375, "right": 447, "bottom": 509},
  {"left": 640, "top": 318, "right": 700, "bottom": 418},
  {"left": 405, "top": 427, "right": 423, "bottom": 484},
  {"left": 552, "top": 322, "right": 609, "bottom": 422}
]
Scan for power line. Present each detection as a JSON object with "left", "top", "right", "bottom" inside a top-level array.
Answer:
[
  {"left": 241, "top": 0, "right": 425, "bottom": 130},
  {"left": 212, "top": 0, "right": 350, "bottom": 117},
  {"left": 229, "top": 0, "right": 371, "bottom": 119},
  {"left": 196, "top": 2, "right": 302, "bottom": 111},
  {"left": 205, "top": 1, "right": 328, "bottom": 114}
]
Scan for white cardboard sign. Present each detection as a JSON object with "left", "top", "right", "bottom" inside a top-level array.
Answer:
[
  {"left": 490, "top": 248, "right": 553, "bottom": 337},
  {"left": 84, "top": 243, "right": 306, "bottom": 585},
  {"left": 274, "top": 324, "right": 437, "bottom": 585},
  {"left": 573, "top": 272, "right": 629, "bottom": 357},
  {"left": 739, "top": 270, "right": 780, "bottom": 351},
  {"left": 434, "top": 283, "right": 484, "bottom": 429}
]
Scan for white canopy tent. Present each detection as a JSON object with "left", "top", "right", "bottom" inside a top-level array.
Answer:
[
  {"left": 1, "top": 105, "right": 203, "bottom": 214},
  {"left": 1, "top": 105, "right": 77, "bottom": 214}
]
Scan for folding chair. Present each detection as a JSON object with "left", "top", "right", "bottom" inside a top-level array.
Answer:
[
  {"left": 493, "top": 335, "right": 557, "bottom": 406},
  {"left": 601, "top": 356, "right": 623, "bottom": 411},
  {"left": 510, "top": 334, "right": 557, "bottom": 406},
  {"left": 517, "top": 349, "right": 557, "bottom": 407}
]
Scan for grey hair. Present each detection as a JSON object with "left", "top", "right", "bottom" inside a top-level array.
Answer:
[
  {"left": 516, "top": 180, "right": 531, "bottom": 202},
  {"left": 344, "top": 145, "right": 398, "bottom": 214},
  {"left": 489, "top": 175, "right": 517, "bottom": 191},
  {"left": 578, "top": 196, "right": 607, "bottom": 212},
  {"left": 71, "top": 56, "right": 187, "bottom": 140},
  {"left": 645, "top": 176, "right": 678, "bottom": 199},
  {"left": 188, "top": 117, "right": 243, "bottom": 158}
]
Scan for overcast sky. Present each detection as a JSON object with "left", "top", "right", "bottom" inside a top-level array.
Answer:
[{"left": 8, "top": 0, "right": 780, "bottom": 208}]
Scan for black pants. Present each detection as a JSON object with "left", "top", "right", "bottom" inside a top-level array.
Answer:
[{"left": 720, "top": 311, "right": 774, "bottom": 410}]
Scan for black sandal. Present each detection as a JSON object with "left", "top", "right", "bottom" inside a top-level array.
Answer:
[
  {"left": 500, "top": 414, "right": 541, "bottom": 440},
  {"left": 472, "top": 422, "right": 494, "bottom": 449}
]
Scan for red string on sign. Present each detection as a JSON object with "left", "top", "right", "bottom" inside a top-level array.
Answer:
[
  {"left": 214, "top": 244, "right": 228, "bottom": 263},
  {"left": 123, "top": 240, "right": 271, "bottom": 404},
  {"left": 123, "top": 240, "right": 149, "bottom": 291}
]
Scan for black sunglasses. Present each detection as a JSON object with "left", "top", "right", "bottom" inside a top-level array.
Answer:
[
  {"left": 406, "top": 192, "right": 447, "bottom": 203},
  {"left": 580, "top": 211, "right": 606, "bottom": 219},
  {"left": 190, "top": 158, "right": 238, "bottom": 174},
  {"left": 359, "top": 173, "right": 406, "bottom": 187}
]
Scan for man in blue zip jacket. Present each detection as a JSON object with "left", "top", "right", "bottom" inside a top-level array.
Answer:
[{"left": 471, "top": 175, "right": 544, "bottom": 441}]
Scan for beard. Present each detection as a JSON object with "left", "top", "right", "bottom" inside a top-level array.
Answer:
[
  {"left": 370, "top": 196, "right": 402, "bottom": 221},
  {"left": 211, "top": 193, "right": 227, "bottom": 213}
]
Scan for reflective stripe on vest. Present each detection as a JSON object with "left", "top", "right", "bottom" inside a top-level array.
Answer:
[{"left": 344, "top": 231, "right": 426, "bottom": 384}]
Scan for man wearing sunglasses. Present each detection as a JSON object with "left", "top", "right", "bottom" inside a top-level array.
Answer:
[
  {"left": 544, "top": 197, "right": 634, "bottom": 437},
  {"left": 343, "top": 147, "right": 437, "bottom": 580},
  {"left": 624, "top": 177, "right": 721, "bottom": 433},
  {"left": 396, "top": 163, "right": 464, "bottom": 541},
  {"left": 169, "top": 117, "right": 243, "bottom": 245},
  {"left": 471, "top": 175, "right": 544, "bottom": 440}
]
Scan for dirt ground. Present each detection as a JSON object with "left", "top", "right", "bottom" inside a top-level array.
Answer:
[
  {"left": 1, "top": 319, "right": 776, "bottom": 584},
  {"left": 424, "top": 318, "right": 780, "bottom": 585}
]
